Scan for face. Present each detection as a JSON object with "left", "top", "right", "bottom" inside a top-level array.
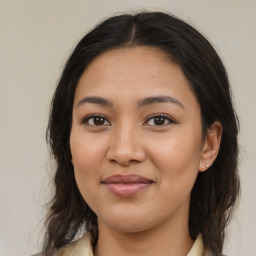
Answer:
[{"left": 70, "top": 47, "right": 206, "bottom": 233}]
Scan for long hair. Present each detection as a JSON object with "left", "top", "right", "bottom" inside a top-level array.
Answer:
[{"left": 44, "top": 11, "right": 240, "bottom": 255}]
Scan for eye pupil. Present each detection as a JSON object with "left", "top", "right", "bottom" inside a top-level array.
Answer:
[
  {"left": 94, "top": 117, "right": 105, "bottom": 125},
  {"left": 154, "top": 117, "right": 165, "bottom": 125}
]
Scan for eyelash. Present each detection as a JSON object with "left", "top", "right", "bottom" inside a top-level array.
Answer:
[
  {"left": 81, "top": 114, "right": 176, "bottom": 127},
  {"left": 145, "top": 114, "right": 175, "bottom": 126},
  {"left": 81, "top": 114, "right": 110, "bottom": 126}
]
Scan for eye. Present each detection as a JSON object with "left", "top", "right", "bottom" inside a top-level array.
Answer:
[
  {"left": 81, "top": 114, "right": 110, "bottom": 126},
  {"left": 145, "top": 114, "right": 175, "bottom": 126}
]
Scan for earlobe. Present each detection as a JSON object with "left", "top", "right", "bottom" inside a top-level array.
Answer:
[{"left": 199, "top": 121, "right": 222, "bottom": 172}]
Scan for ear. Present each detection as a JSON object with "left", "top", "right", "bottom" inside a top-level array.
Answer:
[{"left": 199, "top": 121, "right": 223, "bottom": 172}]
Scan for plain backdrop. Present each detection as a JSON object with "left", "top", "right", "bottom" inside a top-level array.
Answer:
[{"left": 0, "top": 1, "right": 255, "bottom": 255}]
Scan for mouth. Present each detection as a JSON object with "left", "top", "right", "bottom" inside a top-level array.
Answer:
[{"left": 102, "top": 174, "right": 153, "bottom": 197}]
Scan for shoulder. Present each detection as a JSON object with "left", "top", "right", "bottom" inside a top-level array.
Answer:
[
  {"left": 31, "top": 233, "right": 93, "bottom": 256},
  {"left": 187, "top": 234, "right": 225, "bottom": 256}
]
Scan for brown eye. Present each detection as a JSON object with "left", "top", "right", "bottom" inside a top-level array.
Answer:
[
  {"left": 145, "top": 115, "right": 174, "bottom": 126},
  {"left": 153, "top": 116, "right": 166, "bottom": 125},
  {"left": 82, "top": 115, "right": 110, "bottom": 126},
  {"left": 92, "top": 117, "right": 105, "bottom": 125}
]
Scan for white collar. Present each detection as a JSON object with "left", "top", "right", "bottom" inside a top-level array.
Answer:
[{"left": 54, "top": 232, "right": 205, "bottom": 256}]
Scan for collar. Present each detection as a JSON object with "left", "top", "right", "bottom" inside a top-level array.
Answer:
[{"left": 54, "top": 232, "right": 205, "bottom": 256}]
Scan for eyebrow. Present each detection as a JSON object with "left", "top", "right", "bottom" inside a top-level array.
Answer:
[
  {"left": 138, "top": 95, "right": 184, "bottom": 109},
  {"left": 76, "top": 95, "right": 184, "bottom": 109},
  {"left": 77, "top": 96, "right": 113, "bottom": 108}
]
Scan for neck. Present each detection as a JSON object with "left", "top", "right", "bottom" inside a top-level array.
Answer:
[{"left": 93, "top": 212, "right": 193, "bottom": 256}]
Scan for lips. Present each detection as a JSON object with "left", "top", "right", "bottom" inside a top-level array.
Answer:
[{"left": 102, "top": 174, "right": 153, "bottom": 196}]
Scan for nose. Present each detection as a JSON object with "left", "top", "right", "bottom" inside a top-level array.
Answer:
[{"left": 106, "top": 123, "right": 146, "bottom": 166}]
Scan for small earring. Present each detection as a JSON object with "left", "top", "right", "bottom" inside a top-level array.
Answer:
[{"left": 206, "top": 163, "right": 210, "bottom": 168}]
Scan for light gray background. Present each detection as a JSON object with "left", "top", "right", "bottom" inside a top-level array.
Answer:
[{"left": 0, "top": 1, "right": 255, "bottom": 255}]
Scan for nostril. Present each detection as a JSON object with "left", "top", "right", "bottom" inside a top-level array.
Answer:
[{"left": 108, "top": 156, "right": 142, "bottom": 166}]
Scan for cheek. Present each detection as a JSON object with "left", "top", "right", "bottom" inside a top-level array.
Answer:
[
  {"left": 70, "top": 128, "right": 107, "bottom": 170},
  {"left": 150, "top": 129, "right": 201, "bottom": 167},
  {"left": 71, "top": 144, "right": 103, "bottom": 214},
  {"left": 70, "top": 130, "right": 106, "bottom": 201},
  {"left": 149, "top": 130, "right": 202, "bottom": 194}
]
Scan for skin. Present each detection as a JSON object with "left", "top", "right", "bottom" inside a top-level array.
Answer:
[{"left": 70, "top": 47, "right": 222, "bottom": 256}]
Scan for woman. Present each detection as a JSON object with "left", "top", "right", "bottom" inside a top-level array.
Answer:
[{"left": 38, "top": 11, "right": 240, "bottom": 256}]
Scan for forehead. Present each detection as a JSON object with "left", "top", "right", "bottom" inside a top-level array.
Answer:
[
  {"left": 79, "top": 46, "right": 175, "bottom": 82},
  {"left": 74, "top": 46, "right": 198, "bottom": 110}
]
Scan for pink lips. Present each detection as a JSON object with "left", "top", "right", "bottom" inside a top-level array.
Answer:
[{"left": 102, "top": 174, "right": 153, "bottom": 196}]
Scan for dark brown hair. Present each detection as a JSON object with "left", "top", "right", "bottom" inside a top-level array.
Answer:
[{"left": 44, "top": 11, "right": 240, "bottom": 255}]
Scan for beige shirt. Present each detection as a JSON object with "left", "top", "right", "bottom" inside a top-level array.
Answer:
[{"left": 34, "top": 232, "right": 206, "bottom": 256}]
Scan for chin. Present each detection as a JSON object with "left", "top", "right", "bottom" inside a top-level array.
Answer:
[
  {"left": 109, "top": 220, "right": 152, "bottom": 234},
  {"left": 99, "top": 208, "right": 155, "bottom": 232}
]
